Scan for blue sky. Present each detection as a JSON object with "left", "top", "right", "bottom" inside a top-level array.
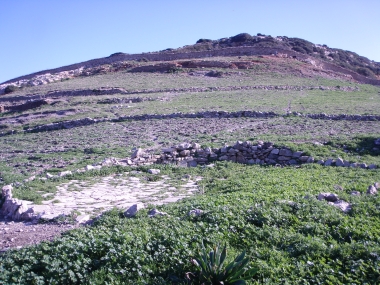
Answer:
[{"left": 1, "top": 0, "right": 379, "bottom": 83}]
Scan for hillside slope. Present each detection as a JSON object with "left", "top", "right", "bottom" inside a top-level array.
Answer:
[
  {"left": 1, "top": 33, "right": 380, "bottom": 93},
  {"left": 0, "top": 34, "right": 379, "bottom": 284}
]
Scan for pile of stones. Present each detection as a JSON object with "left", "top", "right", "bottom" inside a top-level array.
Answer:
[{"left": 127, "top": 141, "right": 377, "bottom": 169}]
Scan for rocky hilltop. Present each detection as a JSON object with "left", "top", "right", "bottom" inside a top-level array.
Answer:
[{"left": 1, "top": 33, "right": 380, "bottom": 94}]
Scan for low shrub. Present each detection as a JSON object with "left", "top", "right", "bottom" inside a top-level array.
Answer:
[
  {"left": 230, "top": 33, "right": 253, "bottom": 43},
  {"left": 4, "top": 85, "right": 18, "bottom": 94},
  {"left": 196, "top": 39, "right": 213, "bottom": 44}
]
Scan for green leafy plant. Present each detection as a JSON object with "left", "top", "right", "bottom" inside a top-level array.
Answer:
[{"left": 191, "top": 242, "right": 257, "bottom": 285}]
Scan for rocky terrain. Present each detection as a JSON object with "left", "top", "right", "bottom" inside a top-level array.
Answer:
[{"left": 0, "top": 33, "right": 379, "bottom": 284}]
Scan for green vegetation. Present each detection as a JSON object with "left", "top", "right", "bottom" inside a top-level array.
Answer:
[
  {"left": 1, "top": 163, "right": 379, "bottom": 284},
  {"left": 0, "top": 43, "right": 380, "bottom": 284}
]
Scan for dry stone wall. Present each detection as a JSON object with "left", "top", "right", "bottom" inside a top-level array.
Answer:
[
  {"left": 0, "top": 109, "right": 377, "bottom": 137},
  {"left": 0, "top": 99, "right": 50, "bottom": 113},
  {"left": 0, "top": 85, "right": 359, "bottom": 104},
  {"left": 128, "top": 141, "right": 378, "bottom": 170}
]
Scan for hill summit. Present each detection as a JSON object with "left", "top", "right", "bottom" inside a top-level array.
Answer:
[
  {"left": 172, "top": 33, "right": 380, "bottom": 79},
  {"left": 1, "top": 33, "right": 380, "bottom": 93}
]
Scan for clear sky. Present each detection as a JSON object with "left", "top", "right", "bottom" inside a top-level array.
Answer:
[{"left": 1, "top": 0, "right": 379, "bottom": 83}]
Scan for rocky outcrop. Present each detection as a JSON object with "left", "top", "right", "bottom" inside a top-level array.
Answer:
[
  {"left": 1, "top": 185, "right": 35, "bottom": 221},
  {"left": 2, "top": 45, "right": 380, "bottom": 90}
]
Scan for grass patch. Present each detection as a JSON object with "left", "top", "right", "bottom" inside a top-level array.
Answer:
[{"left": 1, "top": 164, "right": 379, "bottom": 284}]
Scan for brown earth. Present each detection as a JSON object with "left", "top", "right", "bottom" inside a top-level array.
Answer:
[{"left": 0, "top": 218, "right": 80, "bottom": 252}]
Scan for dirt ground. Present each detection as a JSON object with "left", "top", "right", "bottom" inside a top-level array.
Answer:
[{"left": 0, "top": 218, "right": 80, "bottom": 252}]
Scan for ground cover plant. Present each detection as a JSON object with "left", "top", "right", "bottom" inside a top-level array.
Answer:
[
  {"left": 1, "top": 163, "right": 380, "bottom": 284},
  {"left": 1, "top": 41, "right": 380, "bottom": 284}
]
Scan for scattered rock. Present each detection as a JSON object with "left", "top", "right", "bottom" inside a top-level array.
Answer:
[
  {"left": 188, "top": 209, "right": 204, "bottom": 216},
  {"left": 23, "top": 176, "right": 36, "bottom": 183},
  {"left": 75, "top": 214, "right": 91, "bottom": 224},
  {"left": 85, "top": 165, "right": 95, "bottom": 171},
  {"left": 367, "top": 185, "right": 378, "bottom": 195},
  {"left": 148, "top": 208, "right": 168, "bottom": 218},
  {"left": 131, "top": 148, "right": 144, "bottom": 159},
  {"left": 59, "top": 171, "right": 72, "bottom": 177},
  {"left": 2, "top": 185, "right": 13, "bottom": 199},
  {"left": 329, "top": 200, "right": 352, "bottom": 213},
  {"left": 318, "top": 193, "right": 339, "bottom": 202},
  {"left": 350, "top": 191, "right": 361, "bottom": 196},
  {"left": 306, "top": 156, "right": 314, "bottom": 163},
  {"left": 324, "top": 159, "right": 333, "bottom": 166},
  {"left": 46, "top": 173, "right": 58, "bottom": 179},
  {"left": 101, "top": 157, "right": 118, "bottom": 166},
  {"left": 124, "top": 204, "right": 144, "bottom": 218},
  {"left": 335, "top": 158, "right": 344, "bottom": 167},
  {"left": 148, "top": 169, "right": 161, "bottom": 175}
]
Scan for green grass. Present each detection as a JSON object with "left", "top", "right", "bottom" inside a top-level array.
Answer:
[
  {"left": 1, "top": 163, "right": 379, "bottom": 284},
  {"left": 1, "top": 116, "right": 379, "bottom": 200}
]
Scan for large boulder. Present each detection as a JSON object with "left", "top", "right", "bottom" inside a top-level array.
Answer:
[{"left": 1, "top": 185, "right": 36, "bottom": 221}]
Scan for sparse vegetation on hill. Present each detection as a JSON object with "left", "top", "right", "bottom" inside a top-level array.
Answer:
[
  {"left": 172, "top": 33, "right": 380, "bottom": 80},
  {"left": 0, "top": 34, "right": 379, "bottom": 284}
]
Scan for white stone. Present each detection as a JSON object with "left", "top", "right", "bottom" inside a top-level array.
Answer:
[
  {"left": 85, "top": 165, "right": 95, "bottom": 171},
  {"left": 46, "top": 173, "right": 58, "bottom": 179},
  {"left": 2, "top": 185, "right": 13, "bottom": 199},
  {"left": 148, "top": 169, "right": 161, "bottom": 175},
  {"left": 59, "top": 171, "right": 72, "bottom": 177},
  {"left": 76, "top": 214, "right": 91, "bottom": 224}
]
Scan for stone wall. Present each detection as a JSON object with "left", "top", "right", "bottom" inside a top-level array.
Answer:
[
  {"left": 128, "top": 141, "right": 377, "bottom": 169},
  {"left": 0, "top": 84, "right": 359, "bottom": 104},
  {"left": 5, "top": 110, "right": 377, "bottom": 136},
  {"left": 0, "top": 99, "right": 50, "bottom": 113}
]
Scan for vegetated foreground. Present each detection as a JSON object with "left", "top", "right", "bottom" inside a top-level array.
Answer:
[{"left": 0, "top": 45, "right": 380, "bottom": 284}]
